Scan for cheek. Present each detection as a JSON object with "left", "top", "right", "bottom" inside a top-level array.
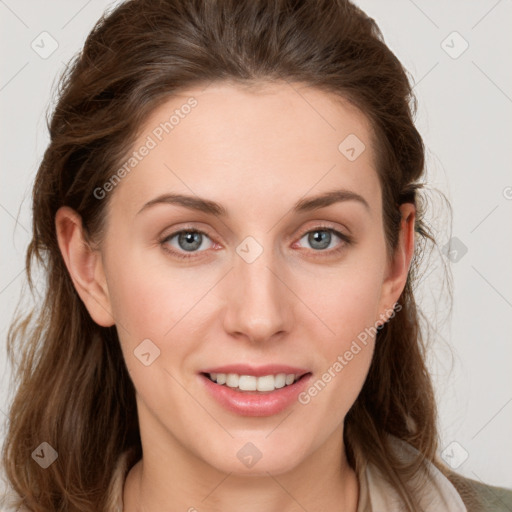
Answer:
[
  {"left": 291, "top": 258, "right": 385, "bottom": 415},
  {"left": 295, "top": 259, "right": 385, "bottom": 346},
  {"left": 104, "top": 251, "right": 223, "bottom": 404},
  {"left": 104, "top": 255, "right": 212, "bottom": 414},
  {"left": 105, "top": 249, "right": 216, "bottom": 342}
]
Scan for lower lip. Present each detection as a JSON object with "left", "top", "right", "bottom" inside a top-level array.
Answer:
[{"left": 200, "top": 373, "right": 312, "bottom": 417}]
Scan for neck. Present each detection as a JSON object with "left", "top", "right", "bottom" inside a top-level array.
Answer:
[{"left": 123, "top": 427, "right": 359, "bottom": 512}]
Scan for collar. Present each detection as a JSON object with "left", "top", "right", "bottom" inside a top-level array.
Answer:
[{"left": 355, "top": 436, "right": 467, "bottom": 511}]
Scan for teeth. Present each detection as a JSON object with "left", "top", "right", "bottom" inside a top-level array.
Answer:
[
  {"left": 274, "top": 373, "right": 286, "bottom": 389},
  {"left": 208, "top": 372, "right": 300, "bottom": 391},
  {"left": 238, "top": 375, "right": 257, "bottom": 391},
  {"left": 226, "top": 373, "right": 239, "bottom": 388},
  {"left": 257, "top": 374, "right": 276, "bottom": 391},
  {"left": 285, "top": 374, "right": 295, "bottom": 386}
]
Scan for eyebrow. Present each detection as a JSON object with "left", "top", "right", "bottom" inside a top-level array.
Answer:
[{"left": 137, "top": 188, "right": 370, "bottom": 217}]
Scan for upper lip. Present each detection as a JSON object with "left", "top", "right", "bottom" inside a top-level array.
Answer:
[{"left": 200, "top": 364, "right": 310, "bottom": 377}]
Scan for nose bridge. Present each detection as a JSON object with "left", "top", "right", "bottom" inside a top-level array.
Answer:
[{"left": 223, "top": 235, "right": 291, "bottom": 342}]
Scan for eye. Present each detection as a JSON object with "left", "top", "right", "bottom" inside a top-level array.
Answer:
[
  {"left": 296, "top": 227, "right": 351, "bottom": 253},
  {"left": 161, "top": 229, "right": 215, "bottom": 258},
  {"left": 160, "top": 226, "right": 352, "bottom": 261}
]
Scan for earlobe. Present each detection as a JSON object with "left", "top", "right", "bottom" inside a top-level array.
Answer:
[
  {"left": 55, "top": 206, "right": 115, "bottom": 327},
  {"left": 377, "top": 203, "right": 416, "bottom": 325}
]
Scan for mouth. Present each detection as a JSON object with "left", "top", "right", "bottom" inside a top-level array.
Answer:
[
  {"left": 198, "top": 365, "right": 312, "bottom": 416},
  {"left": 201, "top": 371, "right": 310, "bottom": 393}
]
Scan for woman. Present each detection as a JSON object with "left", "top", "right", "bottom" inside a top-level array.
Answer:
[{"left": 1, "top": 0, "right": 511, "bottom": 511}]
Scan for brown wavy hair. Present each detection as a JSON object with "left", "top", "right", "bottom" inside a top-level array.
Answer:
[{"left": 2, "top": 0, "right": 478, "bottom": 510}]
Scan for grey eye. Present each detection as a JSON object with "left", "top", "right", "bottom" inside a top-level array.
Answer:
[
  {"left": 165, "top": 230, "right": 213, "bottom": 253},
  {"left": 298, "top": 229, "right": 342, "bottom": 251}
]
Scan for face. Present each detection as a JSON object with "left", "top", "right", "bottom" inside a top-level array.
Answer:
[{"left": 61, "top": 81, "right": 413, "bottom": 477}]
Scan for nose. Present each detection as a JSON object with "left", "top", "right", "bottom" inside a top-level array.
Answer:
[{"left": 221, "top": 241, "right": 294, "bottom": 344}]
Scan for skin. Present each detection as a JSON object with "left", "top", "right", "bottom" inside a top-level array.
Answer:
[{"left": 56, "top": 81, "right": 415, "bottom": 512}]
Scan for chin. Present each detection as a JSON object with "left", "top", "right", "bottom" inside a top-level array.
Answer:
[{"left": 202, "top": 438, "right": 311, "bottom": 477}]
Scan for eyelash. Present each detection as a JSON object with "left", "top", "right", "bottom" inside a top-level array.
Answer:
[{"left": 159, "top": 225, "right": 353, "bottom": 260}]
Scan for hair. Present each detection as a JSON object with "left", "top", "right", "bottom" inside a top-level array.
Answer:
[{"left": 1, "top": 0, "right": 483, "bottom": 511}]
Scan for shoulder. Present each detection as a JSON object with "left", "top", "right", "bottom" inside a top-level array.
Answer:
[
  {"left": 374, "top": 436, "right": 512, "bottom": 512},
  {"left": 446, "top": 471, "right": 512, "bottom": 512},
  {"left": 0, "top": 447, "right": 139, "bottom": 512},
  {"left": 0, "top": 484, "right": 27, "bottom": 511},
  {"left": 0, "top": 489, "right": 25, "bottom": 511},
  {"left": 359, "top": 436, "right": 468, "bottom": 511},
  {"left": 0, "top": 465, "right": 22, "bottom": 511}
]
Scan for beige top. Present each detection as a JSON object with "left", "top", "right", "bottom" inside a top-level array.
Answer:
[
  {"left": 1, "top": 437, "right": 468, "bottom": 511},
  {"left": 356, "top": 452, "right": 467, "bottom": 511}
]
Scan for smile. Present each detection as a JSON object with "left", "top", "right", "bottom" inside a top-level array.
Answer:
[
  {"left": 206, "top": 372, "right": 302, "bottom": 392},
  {"left": 199, "top": 365, "right": 312, "bottom": 416}
]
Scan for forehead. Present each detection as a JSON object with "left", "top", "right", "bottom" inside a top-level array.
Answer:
[{"left": 111, "top": 81, "right": 381, "bottom": 218}]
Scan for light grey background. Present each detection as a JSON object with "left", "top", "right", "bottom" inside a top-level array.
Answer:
[{"left": 1, "top": 0, "right": 511, "bottom": 489}]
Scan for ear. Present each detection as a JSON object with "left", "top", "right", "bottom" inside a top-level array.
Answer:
[
  {"left": 55, "top": 206, "right": 115, "bottom": 327},
  {"left": 376, "top": 203, "right": 415, "bottom": 325}
]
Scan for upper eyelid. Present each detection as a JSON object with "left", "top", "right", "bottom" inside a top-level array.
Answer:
[{"left": 297, "top": 224, "right": 348, "bottom": 238}]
